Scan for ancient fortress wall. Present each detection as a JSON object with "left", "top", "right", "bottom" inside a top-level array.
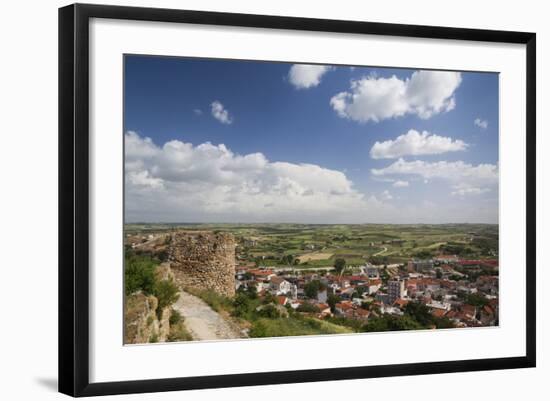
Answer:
[{"left": 168, "top": 231, "right": 236, "bottom": 297}]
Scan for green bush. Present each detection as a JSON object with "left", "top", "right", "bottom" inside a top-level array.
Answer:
[
  {"left": 153, "top": 280, "right": 179, "bottom": 318},
  {"left": 125, "top": 254, "right": 157, "bottom": 295},
  {"left": 167, "top": 322, "right": 193, "bottom": 342},
  {"left": 327, "top": 294, "right": 340, "bottom": 313},
  {"left": 296, "top": 303, "right": 321, "bottom": 313},
  {"left": 362, "top": 315, "right": 424, "bottom": 332},
  {"left": 232, "top": 293, "right": 254, "bottom": 318},
  {"left": 256, "top": 304, "right": 281, "bottom": 319},
  {"left": 169, "top": 309, "right": 182, "bottom": 326},
  {"left": 404, "top": 302, "right": 433, "bottom": 326},
  {"left": 464, "top": 293, "right": 489, "bottom": 307}
]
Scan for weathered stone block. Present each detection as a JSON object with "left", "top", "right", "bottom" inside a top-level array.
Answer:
[{"left": 168, "top": 231, "right": 236, "bottom": 297}]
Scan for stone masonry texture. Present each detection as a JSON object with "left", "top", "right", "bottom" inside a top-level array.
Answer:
[{"left": 168, "top": 231, "right": 236, "bottom": 297}]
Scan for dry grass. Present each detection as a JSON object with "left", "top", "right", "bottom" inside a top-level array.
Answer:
[{"left": 297, "top": 252, "right": 333, "bottom": 263}]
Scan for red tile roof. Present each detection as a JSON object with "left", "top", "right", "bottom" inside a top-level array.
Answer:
[
  {"left": 249, "top": 269, "right": 274, "bottom": 276},
  {"left": 431, "top": 309, "right": 447, "bottom": 318},
  {"left": 276, "top": 296, "right": 288, "bottom": 305},
  {"left": 393, "top": 298, "right": 409, "bottom": 308},
  {"left": 335, "top": 302, "right": 354, "bottom": 311}
]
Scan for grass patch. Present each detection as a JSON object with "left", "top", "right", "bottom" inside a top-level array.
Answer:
[
  {"left": 167, "top": 321, "right": 193, "bottom": 342},
  {"left": 185, "top": 288, "right": 233, "bottom": 314},
  {"left": 249, "top": 316, "right": 352, "bottom": 338}
]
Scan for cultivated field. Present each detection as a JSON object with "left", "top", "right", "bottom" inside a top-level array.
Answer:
[{"left": 125, "top": 223, "right": 499, "bottom": 268}]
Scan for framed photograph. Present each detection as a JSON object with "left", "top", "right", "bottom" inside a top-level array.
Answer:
[{"left": 58, "top": 3, "right": 536, "bottom": 397}]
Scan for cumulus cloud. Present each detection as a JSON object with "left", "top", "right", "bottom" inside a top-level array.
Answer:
[
  {"left": 474, "top": 118, "right": 488, "bottom": 129},
  {"left": 392, "top": 180, "right": 409, "bottom": 188},
  {"left": 124, "top": 131, "right": 396, "bottom": 223},
  {"left": 370, "top": 129, "right": 467, "bottom": 159},
  {"left": 193, "top": 109, "right": 203, "bottom": 115},
  {"left": 381, "top": 190, "right": 393, "bottom": 200},
  {"left": 451, "top": 184, "right": 490, "bottom": 197},
  {"left": 211, "top": 101, "right": 233, "bottom": 124},
  {"left": 371, "top": 158, "right": 498, "bottom": 196},
  {"left": 330, "top": 70, "right": 462, "bottom": 123},
  {"left": 288, "top": 64, "right": 334, "bottom": 89}
]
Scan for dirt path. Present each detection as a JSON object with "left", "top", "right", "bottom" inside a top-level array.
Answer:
[
  {"left": 373, "top": 246, "right": 388, "bottom": 256},
  {"left": 172, "top": 291, "right": 243, "bottom": 341}
]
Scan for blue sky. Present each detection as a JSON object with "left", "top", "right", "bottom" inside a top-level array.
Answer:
[{"left": 124, "top": 55, "right": 499, "bottom": 224}]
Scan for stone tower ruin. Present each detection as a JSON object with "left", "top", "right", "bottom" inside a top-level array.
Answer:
[{"left": 168, "top": 231, "right": 236, "bottom": 297}]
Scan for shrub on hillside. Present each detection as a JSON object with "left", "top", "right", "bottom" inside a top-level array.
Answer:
[
  {"left": 169, "top": 309, "right": 182, "bottom": 326},
  {"left": 153, "top": 279, "right": 179, "bottom": 318},
  {"left": 125, "top": 254, "right": 157, "bottom": 295},
  {"left": 257, "top": 304, "right": 281, "bottom": 319},
  {"left": 296, "top": 303, "right": 321, "bottom": 313}
]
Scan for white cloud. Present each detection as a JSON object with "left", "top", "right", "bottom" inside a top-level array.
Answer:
[
  {"left": 125, "top": 132, "right": 498, "bottom": 223},
  {"left": 370, "top": 129, "right": 468, "bottom": 159},
  {"left": 330, "top": 70, "right": 462, "bottom": 123},
  {"left": 392, "top": 180, "right": 409, "bottom": 188},
  {"left": 474, "top": 118, "right": 488, "bottom": 129},
  {"left": 193, "top": 109, "right": 202, "bottom": 115},
  {"left": 288, "top": 64, "right": 333, "bottom": 89},
  {"left": 124, "top": 131, "right": 397, "bottom": 223},
  {"left": 211, "top": 101, "right": 233, "bottom": 124},
  {"left": 451, "top": 184, "right": 490, "bottom": 197},
  {"left": 381, "top": 190, "right": 393, "bottom": 200},
  {"left": 127, "top": 170, "right": 164, "bottom": 189},
  {"left": 371, "top": 158, "right": 498, "bottom": 196}
]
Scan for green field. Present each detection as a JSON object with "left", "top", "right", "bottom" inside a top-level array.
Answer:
[{"left": 125, "top": 223, "right": 499, "bottom": 267}]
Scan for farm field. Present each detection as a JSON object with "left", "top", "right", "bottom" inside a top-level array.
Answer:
[{"left": 125, "top": 223, "right": 499, "bottom": 268}]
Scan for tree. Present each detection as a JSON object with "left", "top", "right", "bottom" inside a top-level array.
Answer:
[
  {"left": 436, "top": 269, "right": 443, "bottom": 279},
  {"left": 380, "top": 268, "right": 390, "bottom": 284},
  {"left": 362, "top": 314, "right": 424, "bottom": 332},
  {"left": 233, "top": 293, "right": 252, "bottom": 318},
  {"left": 464, "top": 293, "right": 489, "bottom": 307},
  {"left": 262, "top": 292, "right": 276, "bottom": 305},
  {"left": 352, "top": 286, "right": 366, "bottom": 299},
  {"left": 153, "top": 279, "right": 179, "bottom": 318},
  {"left": 327, "top": 294, "right": 340, "bottom": 313},
  {"left": 125, "top": 254, "right": 157, "bottom": 295},
  {"left": 404, "top": 301, "right": 433, "bottom": 327},
  {"left": 244, "top": 284, "right": 258, "bottom": 299},
  {"left": 414, "top": 250, "right": 433, "bottom": 259},
  {"left": 388, "top": 315, "right": 424, "bottom": 331},
  {"left": 281, "top": 254, "right": 294, "bottom": 266},
  {"left": 304, "top": 280, "right": 322, "bottom": 299},
  {"left": 334, "top": 258, "right": 346, "bottom": 277}
]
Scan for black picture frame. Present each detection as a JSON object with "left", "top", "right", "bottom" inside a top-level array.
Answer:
[{"left": 59, "top": 3, "right": 536, "bottom": 397}]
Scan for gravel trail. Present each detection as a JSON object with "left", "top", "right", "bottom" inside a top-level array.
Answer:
[{"left": 172, "top": 291, "right": 243, "bottom": 341}]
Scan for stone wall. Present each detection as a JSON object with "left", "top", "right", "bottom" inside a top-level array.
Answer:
[
  {"left": 124, "top": 293, "right": 170, "bottom": 344},
  {"left": 168, "top": 231, "right": 236, "bottom": 297}
]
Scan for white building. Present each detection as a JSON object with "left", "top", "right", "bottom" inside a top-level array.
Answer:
[
  {"left": 388, "top": 279, "right": 406, "bottom": 304},
  {"left": 427, "top": 300, "right": 451, "bottom": 311},
  {"left": 269, "top": 276, "right": 293, "bottom": 295}
]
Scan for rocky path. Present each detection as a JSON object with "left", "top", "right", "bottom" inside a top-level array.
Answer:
[{"left": 172, "top": 291, "right": 243, "bottom": 341}]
